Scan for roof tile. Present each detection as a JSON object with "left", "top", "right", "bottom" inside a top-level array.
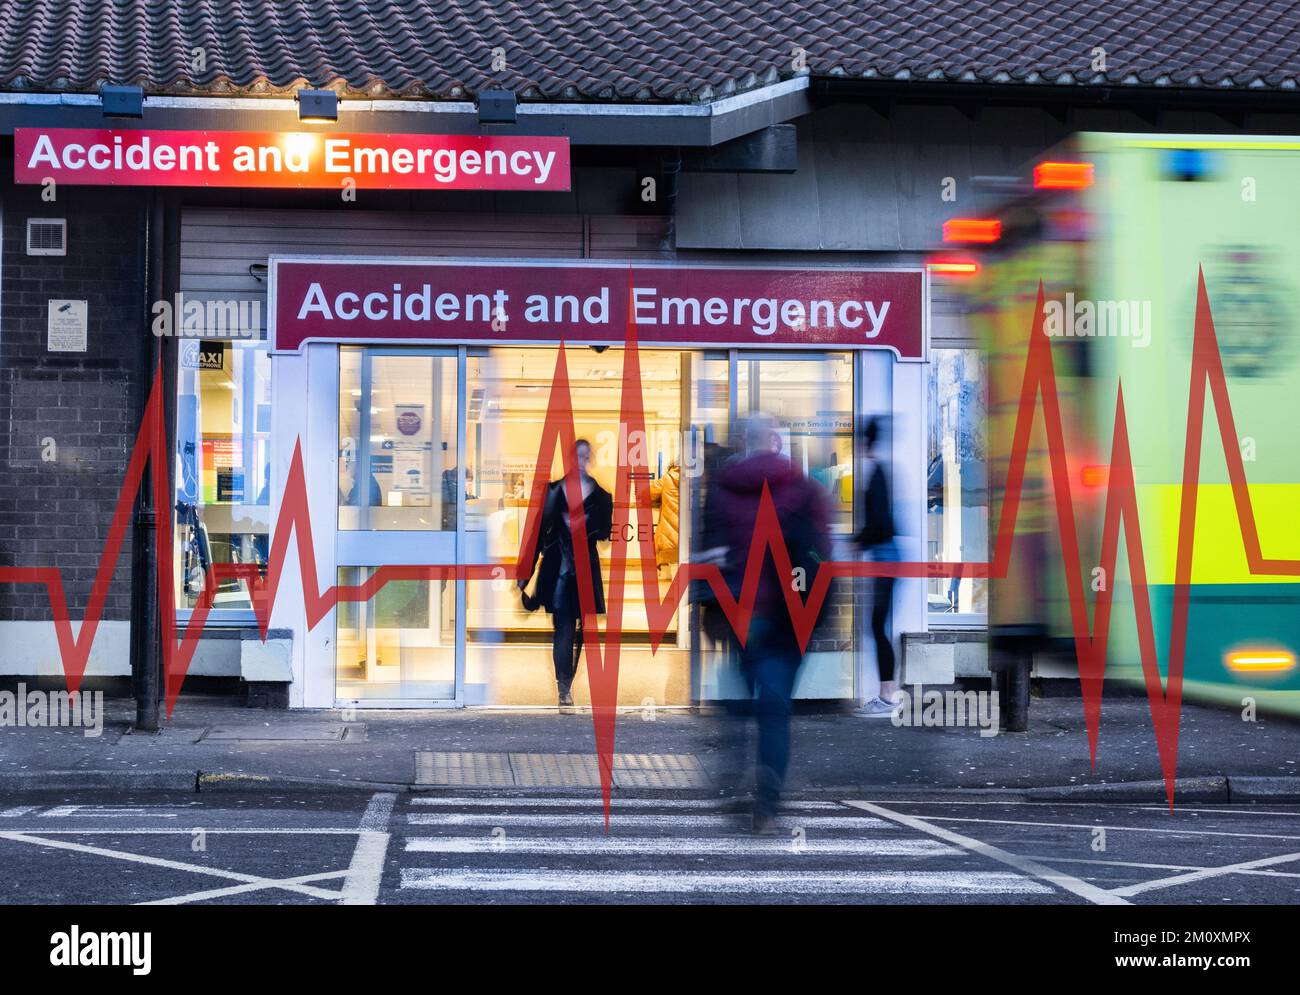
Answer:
[{"left": 0, "top": 0, "right": 1294, "bottom": 101}]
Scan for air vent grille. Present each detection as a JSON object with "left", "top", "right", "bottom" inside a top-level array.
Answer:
[{"left": 26, "top": 218, "right": 67, "bottom": 256}]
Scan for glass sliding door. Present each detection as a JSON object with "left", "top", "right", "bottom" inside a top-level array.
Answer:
[
  {"left": 736, "top": 351, "right": 858, "bottom": 699},
  {"left": 335, "top": 347, "right": 460, "bottom": 703}
]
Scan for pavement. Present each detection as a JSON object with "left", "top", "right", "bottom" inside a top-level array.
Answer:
[
  {"left": 1, "top": 688, "right": 1299, "bottom": 801},
  {"left": 3, "top": 789, "right": 1300, "bottom": 904}
]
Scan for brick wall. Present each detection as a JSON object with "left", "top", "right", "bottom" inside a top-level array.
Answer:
[{"left": 0, "top": 176, "right": 149, "bottom": 624}]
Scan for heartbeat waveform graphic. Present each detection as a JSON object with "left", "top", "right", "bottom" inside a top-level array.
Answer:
[{"left": 2, "top": 268, "right": 1293, "bottom": 817}]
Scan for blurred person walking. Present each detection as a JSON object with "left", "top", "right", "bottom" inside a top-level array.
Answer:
[
  {"left": 519, "top": 439, "right": 613, "bottom": 708},
  {"left": 855, "top": 417, "right": 901, "bottom": 716},
  {"left": 713, "top": 415, "right": 831, "bottom": 833}
]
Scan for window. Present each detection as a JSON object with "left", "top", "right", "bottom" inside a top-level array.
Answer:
[
  {"left": 338, "top": 348, "right": 459, "bottom": 531},
  {"left": 174, "top": 339, "right": 272, "bottom": 613},
  {"left": 927, "top": 348, "right": 988, "bottom": 619}
]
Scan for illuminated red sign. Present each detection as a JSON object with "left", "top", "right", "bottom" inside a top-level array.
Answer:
[
  {"left": 14, "top": 128, "right": 570, "bottom": 191},
  {"left": 271, "top": 258, "right": 926, "bottom": 358}
]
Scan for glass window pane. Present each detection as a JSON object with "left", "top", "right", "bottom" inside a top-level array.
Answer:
[
  {"left": 338, "top": 349, "right": 458, "bottom": 531},
  {"left": 174, "top": 339, "right": 271, "bottom": 611},
  {"left": 335, "top": 567, "right": 455, "bottom": 701},
  {"left": 738, "top": 354, "right": 855, "bottom": 530},
  {"left": 927, "top": 348, "right": 988, "bottom": 615}
]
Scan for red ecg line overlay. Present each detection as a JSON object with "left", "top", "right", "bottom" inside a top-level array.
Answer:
[{"left": 3, "top": 268, "right": 1292, "bottom": 818}]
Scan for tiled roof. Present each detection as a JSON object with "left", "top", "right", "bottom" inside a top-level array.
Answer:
[{"left": 0, "top": 0, "right": 1297, "bottom": 102}]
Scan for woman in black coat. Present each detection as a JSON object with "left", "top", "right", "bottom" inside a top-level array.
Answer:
[{"left": 518, "top": 439, "right": 613, "bottom": 706}]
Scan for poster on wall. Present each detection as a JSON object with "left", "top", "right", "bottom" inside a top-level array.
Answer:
[{"left": 389, "top": 403, "right": 431, "bottom": 506}]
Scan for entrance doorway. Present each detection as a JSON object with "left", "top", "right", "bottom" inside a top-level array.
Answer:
[
  {"left": 325, "top": 344, "right": 860, "bottom": 707},
  {"left": 334, "top": 347, "right": 459, "bottom": 703},
  {"left": 463, "top": 346, "right": 689, "bottom": 706}
]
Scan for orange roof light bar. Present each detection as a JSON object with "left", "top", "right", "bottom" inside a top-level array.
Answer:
[
  {"left": 1225, "top": 649, "right": 1296, "bottom": 673},
  {"left": 943, "top": 218, "right": 1001, "bottom": 243},
  {"left": 1034, "top": 161, "right": 1094, "bottom": 190}
]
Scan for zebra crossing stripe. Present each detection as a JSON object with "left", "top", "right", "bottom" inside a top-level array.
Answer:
[
  {"left": 399, "top": 868, "right": 1051, "bottom": 895},
  {"left": 407, "top": 797, "right": 845, "bottom": 810},
  {"left": 404, "top": 835, "right": 957, "bottom": 856},
  {"left": 406, "top": 813, "right": 889, "bottom": 829}
]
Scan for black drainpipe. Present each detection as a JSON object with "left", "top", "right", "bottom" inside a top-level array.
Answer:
[{"left": 130, "top": 191, "right": 164, "bottom": 731}]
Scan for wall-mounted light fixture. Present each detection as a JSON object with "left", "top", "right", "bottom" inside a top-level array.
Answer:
[
  {"left": 100, "top": 84, "right": 144, "bottom": 118},
  {"left": 297, "top": 89, "right": 338, "bottom": 123},
  {"left": 477, "top": 89, "right": 517, "bottom": 125}
]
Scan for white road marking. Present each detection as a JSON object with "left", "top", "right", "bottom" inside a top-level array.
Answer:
[
  {"left": 408, "top": 796, "right": 844, "bottom": 810},
  {"left": 1127, "top": 806, "right": 1300, "bottom": 817},
  {"left": 399, "top": 868, "right": 1051, "bottom": 895},
  {"left": 0, "top": 832, "right": 342, "bottom": 900},
  {"left": 341, "top": 832, "right": 390, "bottom": 905},
  {"left": 0, "top": 806, "right": 37, "bottom": 818},
  {"left": 340, "top": 793, "right": 397, "bottom": 905},
  {"left": 843, "top": 800, "right": 1131, "bottom": 906},
  {"left": 403, "top": 835, "right": 957, "bottom": 856},
  {"left": 906, "top": 814, "right": 1300, "bottom": 841},
  {"left": 359, "top": 791, "right": 397, "bottom": 831},
  {"left": 139, "top": 871, "right": 349, "bottom": 906},
  {"left": 407, "top": 812, "right": 887, "bottom": 829},
  {"left": 1024, "top": 854, "right": 1300, "bottom": 879},
  {"left": 1110, "top": 849, "right": 1300, "bottom": 897},
  {"left": 41, "top": 805, "right": 181, "bottom": 818},
  {"left": 0, "top": 828, "right": 365, "bottom": 835}
]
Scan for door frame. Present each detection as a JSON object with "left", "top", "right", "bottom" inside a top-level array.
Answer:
[
  {"left": 287, "top": 343, "right": 873, "bottom": 707},
  {"left": 295, "top": 343, "right": 466, "bottom": 708}
]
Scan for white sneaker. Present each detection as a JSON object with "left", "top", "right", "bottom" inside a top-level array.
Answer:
[{"left": 858, "top": 696, "right": 900, "bottom": 718}]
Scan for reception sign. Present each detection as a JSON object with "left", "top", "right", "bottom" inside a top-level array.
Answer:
[
  {"left": 15, "top": 128, "right": 570, "bottom": 191},
  {"left": 270, "top": 258, "right": 926, "bottom": 358}
]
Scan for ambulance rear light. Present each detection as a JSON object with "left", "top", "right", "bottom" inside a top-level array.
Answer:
[
  {"left": 942, "top": 218, "right": 1001, "bottom": 243},
  {"left": 1034, "top": 162, "right": 1094, "bottom": 190}
]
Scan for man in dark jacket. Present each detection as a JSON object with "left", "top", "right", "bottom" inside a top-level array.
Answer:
[{"left": 713, "top": 415, "right": 831, "bottom": 832}]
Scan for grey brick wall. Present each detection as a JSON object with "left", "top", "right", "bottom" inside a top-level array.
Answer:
[{"left": 0, "top": 176, "right": 148, "bottom": 624}]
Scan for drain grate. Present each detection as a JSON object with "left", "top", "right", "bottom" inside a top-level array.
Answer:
[{"left": 414, "top": 751, "right": 710, "bottom": 788}]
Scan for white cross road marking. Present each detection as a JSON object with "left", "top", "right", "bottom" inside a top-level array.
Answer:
[
  {"left": 0, "top": 832, "right": 344, "bottom": 901},
  {"left": 1024, "top": 854, "right": 1300, "bottom": 879},
  {"left": 1108, "top": 849, "right": 1300, "bottom": 897},
  {"left": 403, "top": 835, "right": 958, "bottom": 856},
  {"left": 399, "top": 868, "right": 1052, "bottom": 895},
  {"left": 843, "top": 800, "right": 1131, "bottom": 906},
  {"left": 406, "top": 812, "right": 888, "bottom": 829},
  {"left": 139, "top": 870, "right": 350, "bottom": 906}
]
